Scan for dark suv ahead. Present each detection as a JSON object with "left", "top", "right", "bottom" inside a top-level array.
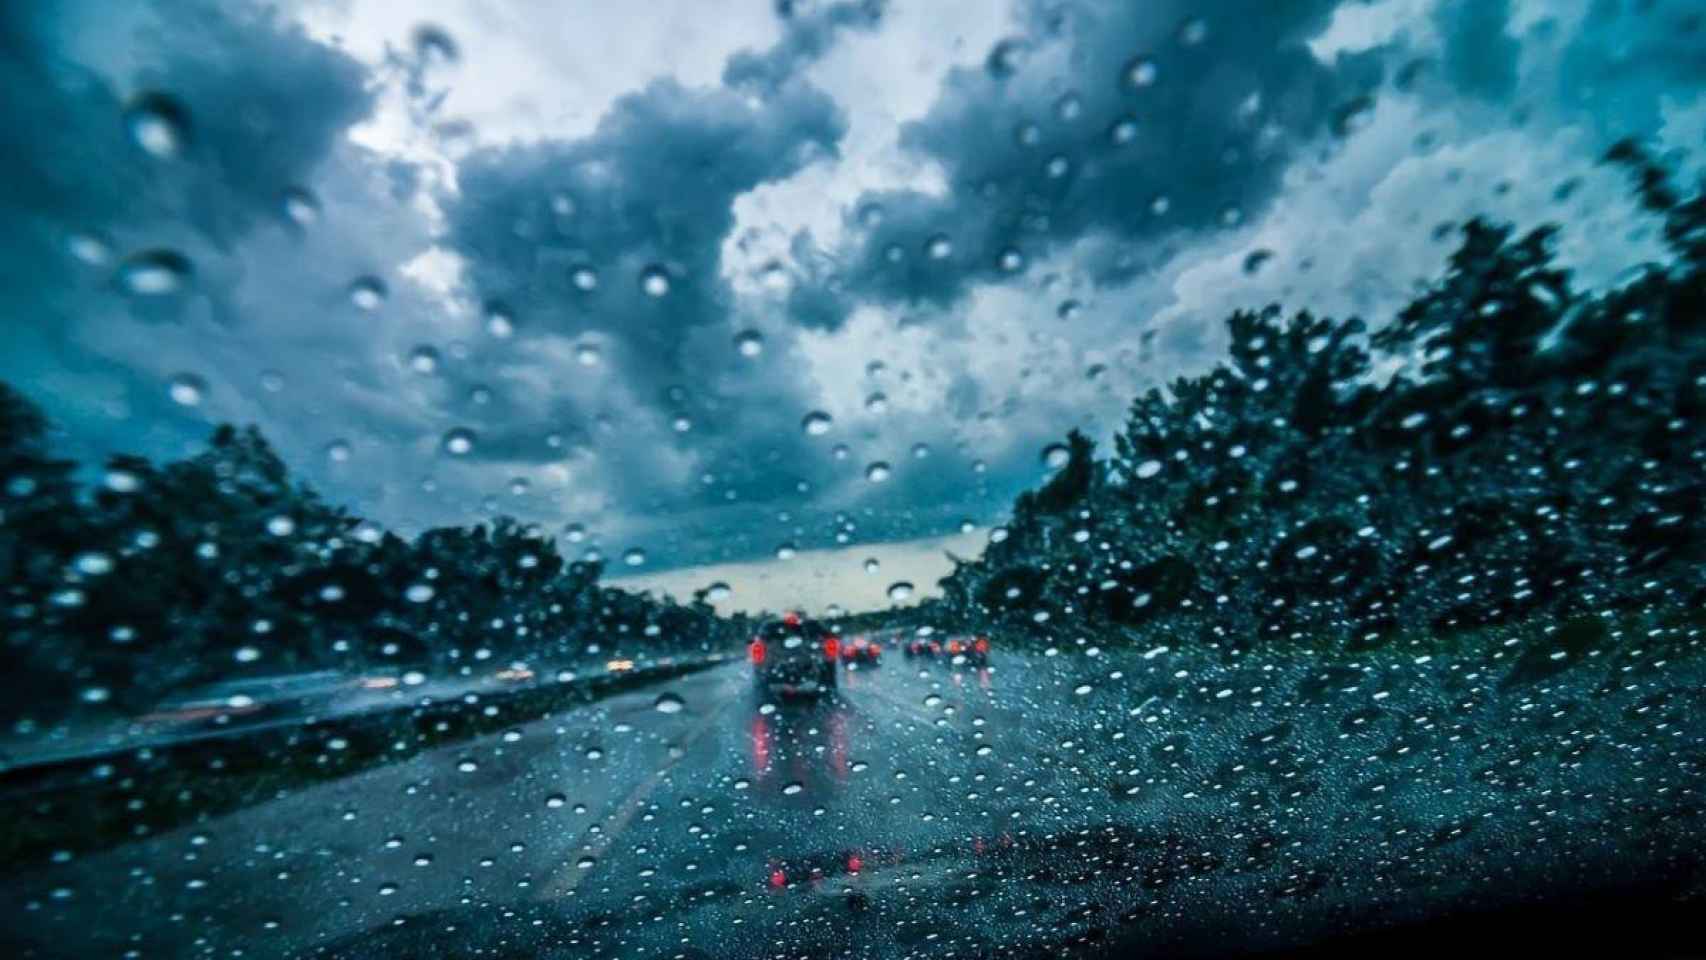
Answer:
[{"left": 749, "top": 613, "right": 838, "bottom": 695}]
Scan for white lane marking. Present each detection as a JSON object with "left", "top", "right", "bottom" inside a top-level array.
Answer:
[{"left": 536, "top": 666, "right": 741, "bottom": 899}]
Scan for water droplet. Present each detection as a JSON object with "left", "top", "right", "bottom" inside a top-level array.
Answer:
[
  {"left": 801, "top": 411, "right": 833, "bottom": 436},
  {"left": 986, "top": 37, "right": 1030, "bottom": 78},
  {"left": 325, "top": 439, "right": 351, "bottom": 462},
  {"left": 865, "top": 392, "right": 888, "bottom": 414},
  {"left": 911, "top": 443, "right": 930, "bottom": 460},
  {"left": 654, "top": 693, "right": 684, "bottom": 714},
  {"left": 575, "top": 343, "right": 601, "bottom": 366},
  {"left": 74, "top": 552, "right": 113, "bottom": 576},
  {"left": 576, "top": 856, "right": 597, "bottom": 870},
  {"left": 572, "top": 266, "right": 599, "bottom": 291},
  {"left": 639, "top": 264, "right": 671, "bottom": 297},
  {"left": 348, "top": 276, "right": 386, "bottom": 310},
  {"left": 1109, "top": 118, "right": 1138, "bottom": 146},
  {"left": 623, "top": 547, "right": 646, "bottom": 567},
  {"left": 457, "top": 758, "right": 478, "bottom": 773},
  {"left": 832, "top": 443, "right": 850, "bottom": 460},
  {"left": 864, "top": 558, "right": 880, "bottom": 574},
  {"left": 442, "top": 428, "right": 476, "bottom": 456},
  {"left": 865, "top": 461, "right": 891, "bottom": 483},
  {"left": 1135, "top": 459, "right": 1163, "bottom": 479},
  {"left": 998, "top": 248, "right": 1025, "bottom": 272},
  {"left": 118, "top": 250, "right": 192, "bottom": 296},
  {"left": 1178, "top": 17, "right": 1208, "bottom": 46},
  {"left": 735, "top": 329, "right": 765, "bottom": 357},
  {"left": 546, "top": 793, "right": 567, "bottom": 808},
  {"left": 925, "top": 234, "right": 953, "bottom": 260},
  {"left": 1042, "top": 444, "right": 1071, "bottom": 468},
  {"left": 782, "top": 782, "right": 804, "bottom": 796},
  {"left": 484, "top": 304, "right": 515, "bottom": 338},
  {"left": 775, "top": 542, "right": 798, "bottom": 560},
  {"left": 887, "top": 581, "right": 914, "bottom": 602},
  {"left": 266, "top": 515, "right": 296, "bottom": 537},
  {"left": 408, "top": 345, "right": 440, "bottom": 374},
  {"left": 125, "top": 92, "right": 189, "bottom": 159},
  {"left": 281, "top": 187, "right": 319, "bottom": 226},
  {"left": 705, "top": 582, "right": 732, "bottom": 601},
  {"left": 66, "top": 232, "right": 111, "bottom": 266},
  {"left": 406, "top": 583, "right": 435, "bottom": 603},
  {"left": 167, "top": 373, "right": 206, "bottom": 407},
  {"left": 1124, "top": 56, "right": 1158, "bottom": 89}
]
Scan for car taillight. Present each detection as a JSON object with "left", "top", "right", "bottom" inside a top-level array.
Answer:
[
  {"left": 749, "top": 639, "right": 766, "bottom": 664},
  {"left": 974, "top": 637, "right": 989, "bottom": 654},
  {"left": 847, "top": 854, "right": 863, "bottom": 874},
  {"left": 947, "top": 640, "right": 963, "bottom": 654},
  {"left": 824, "top": 636, "right": 840, "bottom": 660}
]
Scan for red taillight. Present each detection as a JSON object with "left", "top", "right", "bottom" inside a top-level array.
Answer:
[
  {"left": 824, "top": 636, "right": 840, "bottom": 660},
  {"left": 974, "top": 637, "right": 989, "bottom": 654},
  {"left": 749, "top": 639, "right": 766, "bottom": 664},
  {"left": 947, "top": 640, "right": 963, "bottom": 654},
  {"left": 847, "top": 854, "right": 862, "bottom": 874},
  {"left": 769, "top": 869, "right": 786, "bottom": 888}
]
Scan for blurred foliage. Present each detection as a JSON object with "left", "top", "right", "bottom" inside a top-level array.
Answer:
[
  {"left": 0, "top": 408, "right": 742, "bottom": 722},
  {"left": 922, "top": 142, "right": 1706, "bottom": 654}
]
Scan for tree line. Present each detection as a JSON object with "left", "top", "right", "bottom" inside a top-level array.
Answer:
[
  {"left": 0, "top": 397, "right": 745, "bottom": 720},
  {"left": 919, "top": 142, "right": 1705, "bottom": 656}
]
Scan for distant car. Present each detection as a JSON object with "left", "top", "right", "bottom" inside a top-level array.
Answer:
[
  {"left": 750, "top": 613, "right": 838, "bottom": 695},
  {"left": 840, "top": 635, "right": 881, "bottom": 666},
  {"left": 903, "top": 635, "right": 940, "bottom": 658},
  {"left": 944, "top": 635, "right": 991, "bottom": 667}
]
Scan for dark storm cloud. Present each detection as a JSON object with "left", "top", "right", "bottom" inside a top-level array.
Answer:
[
  {"left": 0, "top": 0, "right": 380, "bottom": 448},
  {"left": 819, "top": 0, "right": 1383, "bottom": 326},
  {"left": 436, "top": 71, "right": 855, "bottom": 548}
]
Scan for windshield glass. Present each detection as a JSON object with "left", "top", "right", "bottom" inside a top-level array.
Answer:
[{"left": 4, "top": 1, "right": 1705, "bottom": 957}]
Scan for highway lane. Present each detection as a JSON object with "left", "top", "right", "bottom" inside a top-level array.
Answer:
[{"left": 4, "top": 634, "right": 1705, "bottom": 959}]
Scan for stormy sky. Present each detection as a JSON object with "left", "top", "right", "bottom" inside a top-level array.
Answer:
[{"left": 3, "top": 0, "right": 1702, "bottom": 612}]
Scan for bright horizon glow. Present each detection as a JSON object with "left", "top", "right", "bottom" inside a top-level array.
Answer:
[{"left": 607, "top": 529, "right": 988, "bottom": 617}]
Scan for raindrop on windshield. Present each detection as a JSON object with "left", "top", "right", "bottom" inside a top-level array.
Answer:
[
  {"left": 802, "top": 411, "right": 832, "bottom": 435},
  {"left": 887, "top": 581, "right": 914, "bottom": 602},
  {"left": 734, "top": 329, "right": 765, "bottom": 357},
  {"left": 348, "top": 276, "right": 386, "bottom": 310},
  {"left": 167, "top": 373, "right": 206, "bottom": 407},
  {"left": 865, "top": 461, "right": 891, "bottom": 483},
  {"left": 1124, "top": 56, "right": 1159, "bottom": 89},
  {"left": 408, "top": 345, "right": 440, "bottom": 374},
  {"left": 653, "top": 693, "right": 684, "bottom": 714},
  {"left": 124, "top": 92, "right": 189, "bottom": 158},
  {"left": 281, "top": 187, "right": 320, "bottom": 225},
  {"left": 442, "top": 428, "right": 476, "bottom": 456},
  {"left": 118, "top": 250, "right": 192, "bottom": 297},
  {"left": 639, "top": 264, "right": 671, "bottom": 297}
]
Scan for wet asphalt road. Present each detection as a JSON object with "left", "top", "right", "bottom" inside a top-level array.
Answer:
[{"left": 5, "top": 636, "right": 1705, "bottom": 959}]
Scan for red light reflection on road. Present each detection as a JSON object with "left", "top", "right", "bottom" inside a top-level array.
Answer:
[{"left": 751, "top": 714, "right": 772, "bottom": 779}]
